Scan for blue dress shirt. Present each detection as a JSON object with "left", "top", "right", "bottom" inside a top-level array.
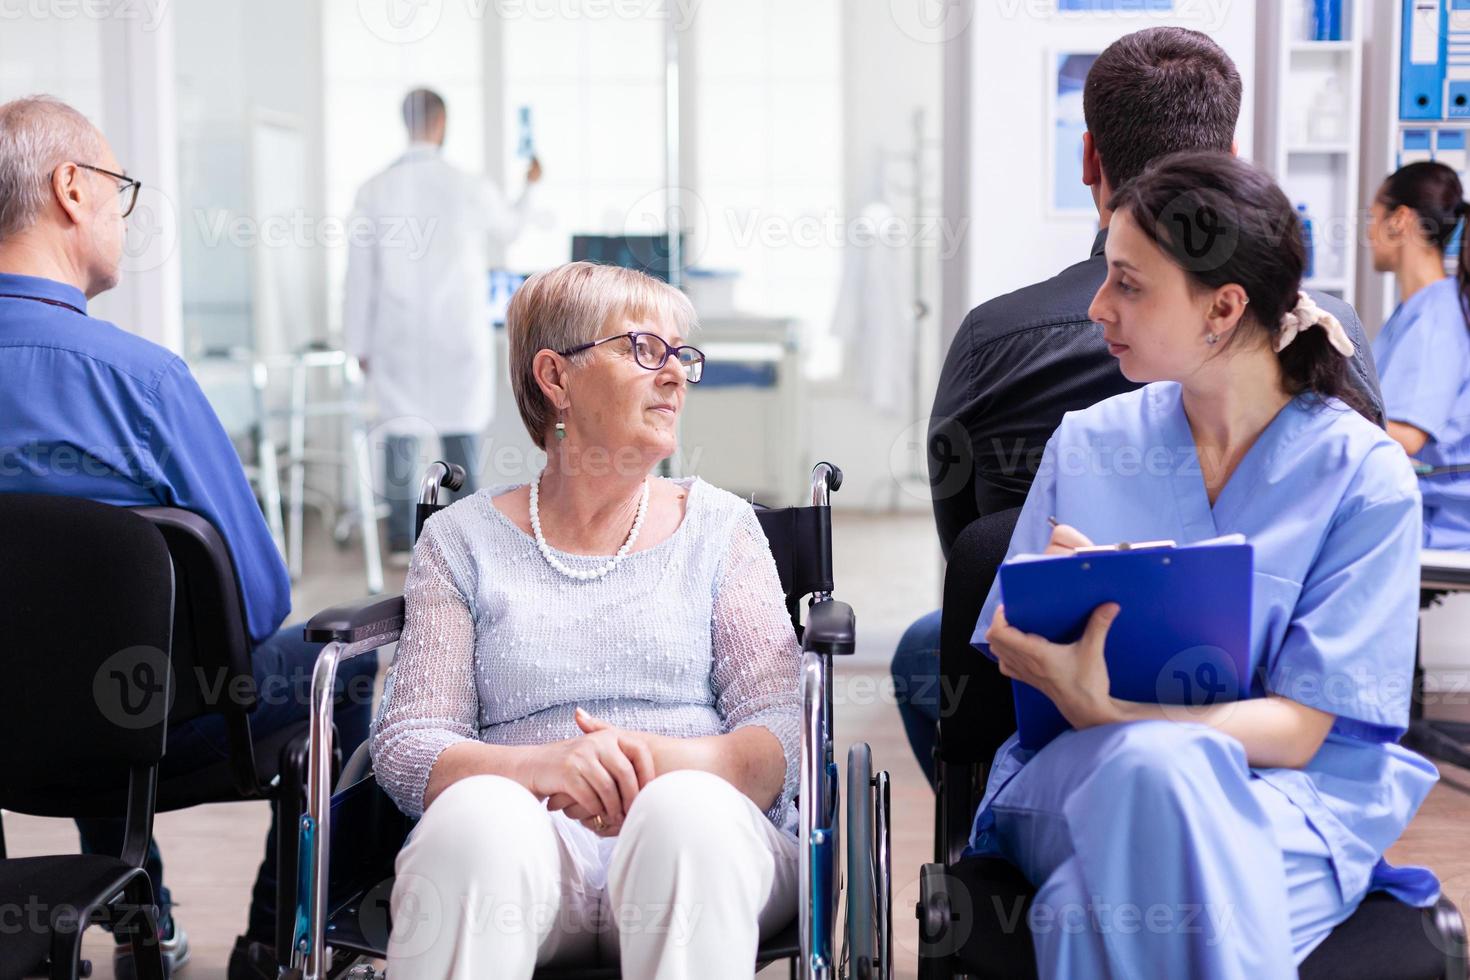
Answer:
[{"left": 0, "top": 273, "right": 290, "bottom": 645}]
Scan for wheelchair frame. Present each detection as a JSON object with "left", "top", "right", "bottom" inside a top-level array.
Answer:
[{"left": 285, "top": 463, "right": 892, "bottom": 980}]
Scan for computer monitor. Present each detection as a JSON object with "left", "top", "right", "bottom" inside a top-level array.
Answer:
[
  {"left": 488, "top": 269, "right": 528, "bottom": 327},
  {"left": 571, "top": 234, "right": 686, "bottom": 283}
]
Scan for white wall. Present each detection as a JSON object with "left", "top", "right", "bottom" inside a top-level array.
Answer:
[
  {"left": 176, "top": 0, "right": 327, "bottom": 356},
  {"left": 0, "top": 5, "right": 182, "bottom": 352},
  {"left": 808, "top": 1, "right": 943, "bottom": 512},
  {"left": 963, "top": 3, "right": 1256, "bottom": 312}
]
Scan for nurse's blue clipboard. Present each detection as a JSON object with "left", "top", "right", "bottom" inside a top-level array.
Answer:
[{"left": 996, "top": 536, "right": 1255, "bottom": 751}]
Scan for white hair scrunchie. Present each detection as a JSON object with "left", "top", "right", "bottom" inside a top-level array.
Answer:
[{"left": 1275, "top": 290, "right": 1355, "bottom": 358}]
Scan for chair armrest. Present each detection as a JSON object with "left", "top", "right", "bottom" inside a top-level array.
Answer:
[
  {"left": 803, "top": 598, "right": 855, "bottom": 656},
  {"left": 304, "top": 594, "right": 406, "bottom": 644}
]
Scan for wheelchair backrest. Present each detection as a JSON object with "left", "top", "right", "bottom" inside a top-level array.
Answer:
[{"left": 755, "top": 503, "right": 836, "bottom": 633}]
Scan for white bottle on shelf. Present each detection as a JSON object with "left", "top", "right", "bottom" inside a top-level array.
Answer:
[{"left": 1308, "top": 75, "right": 1348, "bottom": 145}]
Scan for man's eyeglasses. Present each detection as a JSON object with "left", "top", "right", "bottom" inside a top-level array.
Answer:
[
  {"left": 74, "top": 164, "right": 142, "bottom": 218},
  {"left": 557, "top": 331, "right": 706, "bottom": 383}
]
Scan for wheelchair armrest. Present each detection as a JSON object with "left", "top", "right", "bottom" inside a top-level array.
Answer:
[
  {"left": 803, "top": 598, "right": 855, "bottom": 656},
  {"left": 304, "top": 594, "right": 406, "bottom": 645}
]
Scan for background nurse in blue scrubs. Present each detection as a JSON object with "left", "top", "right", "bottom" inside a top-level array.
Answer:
[
  {"left": 969, "top": 152, "right": 1438, "bottom": 978},
  {"left": 1368, "top": 161, "right": 1470, "bottom": 548}
]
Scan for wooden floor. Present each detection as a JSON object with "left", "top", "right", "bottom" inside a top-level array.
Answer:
[{"left": 6, "top": 510, "right": 1469, "bottom": 979}]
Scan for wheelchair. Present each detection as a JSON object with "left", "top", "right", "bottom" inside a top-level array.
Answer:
[
  {"left": 283, "top": 462, "right": 894, "bottom": 980},
  {"left": 914, "top": 508, "right": 1469, "bottom": 979}
]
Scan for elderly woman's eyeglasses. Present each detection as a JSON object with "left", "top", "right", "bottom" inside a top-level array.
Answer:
[
  {"left": 73, "top": 164, "right": 142, "bottom": 218},
  {"left": 558, "top": 331, "right": 706, "bottom": 383}
]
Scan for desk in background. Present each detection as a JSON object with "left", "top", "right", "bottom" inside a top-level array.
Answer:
[
  {"left": 1407, "top": 549, "right": 1470, "bottom": 770},
  {"left": 675, "top": 315, "right": 807, "bottom": 507}
]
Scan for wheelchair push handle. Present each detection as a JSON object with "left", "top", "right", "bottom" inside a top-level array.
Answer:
[
  {"left": 419, "top": 461, "right": 467, "bottom": 504},
  {"left": 811, "top": 462, "right": 843, "bottom": 507}
]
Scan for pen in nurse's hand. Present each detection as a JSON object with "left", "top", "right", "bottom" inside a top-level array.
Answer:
[{"left": 1047, "top": 516, "right": 1060, "bottom": 529}]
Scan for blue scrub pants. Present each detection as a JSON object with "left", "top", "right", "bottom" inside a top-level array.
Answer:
[
  {"left": 75, "top": 623, "right": 380, "bottom": 945},
  {"left": 975, "top": 721, "right": 1362, "bottom": 978}
]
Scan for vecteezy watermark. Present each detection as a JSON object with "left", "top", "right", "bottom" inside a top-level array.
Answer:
[
  {"left": 889, "top": 0, "right": 1233, "bottom": 45},
  {"left": 368, "top": 875, "right": 706, "bottom": 956},
  {"left": 725, "top": 206, "right": 968, "bottom": 262},
  {"left": 118, "top": 186, "right": 180, "bottom": 275},
  {"left": 356, "top": 0, "right": 445, "bottom": 44},
  {"left": 831, "top": 668, "right": 971, "bottom": 717},
  {"left": 621, "top": 186, "right": 711, "bottom": 268},
  {"left": 998, "top": 894, "right": 1238, "bottom": 946},
  {"left": 364, "top": 417, "right": 708, "bottom": 499},
  {"left": 92, "top": 658, "right": 377, "bottom": 727},
  {"left": 888, "top": 0, "right": 975, "bottom": 44},
  {"left": 192, "top": 209, "right": 439, "bottom": 261},
  {"left": 0, "top": 895, "right": 150, "bottom": 935},
  {"left": 0, "top": 0, "right": 171, "bottom": 30},
  {"left": 0, "top": 442, "right": 172, "bottom": 486},
  {"left": 356, "top": 0, "right": 701, "bottom": 44},
  {"left": 93, "top": 646, "right": 175, "bottom": 731},
  {"left": 990, "top": 0, "right": 1232, "bottom": 31},
  {"left": 1150, "top": 645, "right": 1244, "bottom": 726}
]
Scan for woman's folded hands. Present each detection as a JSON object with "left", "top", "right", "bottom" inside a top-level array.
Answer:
[{"left": 534, "top": 707, "right": 662, "bottom": 836}]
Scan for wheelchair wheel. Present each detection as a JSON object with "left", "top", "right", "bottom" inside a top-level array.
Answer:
[{"left": 847, "top": 742, "right": 878, "bottom": 979}]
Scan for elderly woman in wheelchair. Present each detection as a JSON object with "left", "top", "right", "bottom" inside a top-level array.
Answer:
[{"left": 367, "top": 261, "right": 802, "bottom": 979}]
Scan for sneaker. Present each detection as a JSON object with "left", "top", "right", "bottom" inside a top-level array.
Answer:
[
  {"left": 227, "top": 935, "right": 279, "bottom": 980},
  {"left": 114, "top": 918, "right": 189, "bottom": 979}
]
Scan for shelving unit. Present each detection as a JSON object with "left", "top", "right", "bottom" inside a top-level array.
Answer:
[{"left": 1257, "top": 1, "right": 1365, "bottom": 302}]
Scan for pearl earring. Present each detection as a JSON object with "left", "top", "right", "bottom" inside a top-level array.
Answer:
[{"left": 1206, "top": 333, "right": 1219, "bottom": 346}]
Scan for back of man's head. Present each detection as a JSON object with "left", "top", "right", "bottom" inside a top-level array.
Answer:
[
  {"left": 402, "top": 87, "right": 447, "bottom": 142},
  {"left": 1083, "top": 27, "right": 1241, "bottom": 192},
  {"left": 0, "top": 95, "right": 102, "bottom": 244}
]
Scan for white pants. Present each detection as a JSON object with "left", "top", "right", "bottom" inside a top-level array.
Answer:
[{"left": 387, "top": 769, "right": 799, "bottom": 980}]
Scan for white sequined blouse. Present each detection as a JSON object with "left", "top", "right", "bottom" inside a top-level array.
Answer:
[{"left": 369, "top": 476, "right": 803, "bottom": 835}]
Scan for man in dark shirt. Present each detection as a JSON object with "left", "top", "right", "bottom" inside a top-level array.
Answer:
[{"left": 893, "top": 27, "right": 1385, "bottom": 786}]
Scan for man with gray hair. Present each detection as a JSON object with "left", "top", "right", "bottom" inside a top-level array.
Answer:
[{"left": 0, "top": 95, "right": 378, "bottom": 980}]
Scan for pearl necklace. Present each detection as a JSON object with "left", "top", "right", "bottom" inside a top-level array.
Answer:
[{"left": 529, "top": 473, "right": 650, "bottom": 581}]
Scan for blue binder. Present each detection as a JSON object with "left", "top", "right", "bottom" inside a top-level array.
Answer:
[{"left": 996, "top": 539, "right": 1255, "bottom": 751}]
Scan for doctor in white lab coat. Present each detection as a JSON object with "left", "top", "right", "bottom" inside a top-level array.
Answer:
[{"left": 344, "top": 87, "right": 541, "bottom": 554}]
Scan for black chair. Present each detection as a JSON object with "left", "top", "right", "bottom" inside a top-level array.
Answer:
[
  {"left": 916, "top": 509, "right": 1469, "bottom": 979},
  {"left": 22, "top": 500, "right": 322, "bottom": 964},
  {"left": 128, "top": 507, "right": 320, "bottom": 963},
  {"left": 0, "top": 494, "right": 171, "bottom": 980},
  {"left": 282, "top": 463, "right": 891, "bottom": 980}
]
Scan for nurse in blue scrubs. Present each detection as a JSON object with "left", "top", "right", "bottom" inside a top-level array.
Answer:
[
  {"left": 968, "top": 152, "right": 1438, "bottom": 977},
  {"left": 1368, "top": 161, "right": 1470, "bottom": 548}
]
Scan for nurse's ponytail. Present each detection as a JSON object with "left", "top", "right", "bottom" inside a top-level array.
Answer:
[
  {"left": 1108, "top": 151, "right": 1375, "bottom": 422},
  {"left": 1377, "top": 162, "right": 1470, "bottom": 333}
]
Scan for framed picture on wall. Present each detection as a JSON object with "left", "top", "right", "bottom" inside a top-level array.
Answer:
[{"left": 1048, "top": 50, "right": 1100, "bottom": 216}]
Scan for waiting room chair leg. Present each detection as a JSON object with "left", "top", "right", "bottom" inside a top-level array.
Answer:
[
  {"left": 116, "top": 876, "right": 167, "bottom": 980},
  {"left": 45, "top": 899, "right": 90, "bottom": 980}
]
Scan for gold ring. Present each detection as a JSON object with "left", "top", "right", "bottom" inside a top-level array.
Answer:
[{"left": 593, "top": 814, "right": 605, "bottom": 830}]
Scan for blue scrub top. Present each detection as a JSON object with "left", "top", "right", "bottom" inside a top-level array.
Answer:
[
  {"left": 0, "top": 273, "right": 291, "bottom": 646},
  {"left": 972, "top": 382, "right": 1438, "bottom": 905},
  {"left": 1373, "top": 277, "right": 1470, "bottom": 549}
]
